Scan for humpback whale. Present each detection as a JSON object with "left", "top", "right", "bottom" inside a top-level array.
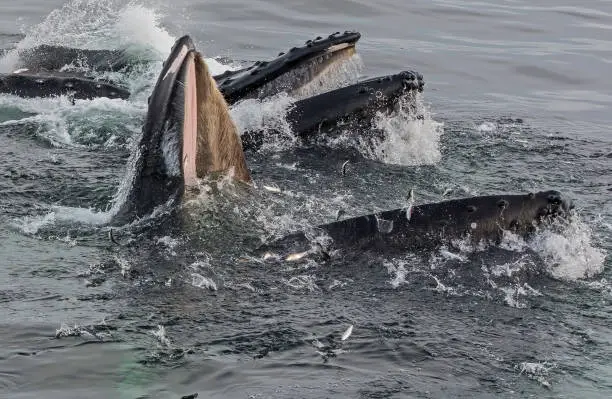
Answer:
[
  {"left": 0, "top": 69, "right": 130, "bottom": 100},
  {"left": 112, "top": 35, "right": 249, "bottom": 223},
  {"left": 12, "top": 44, "right": 145, "bottom": 73},
  {"left": 109, "top": 34, "right": 572, "bottom": 258},
  {"left": 1, "top": 31, "right": 425, "bottom": 154}
]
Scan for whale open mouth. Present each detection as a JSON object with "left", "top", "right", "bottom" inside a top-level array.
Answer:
[
  {"left": 111, "top": 36, "right": 199, "bottom": 224},
  {"left": 215, "top": 31, "right": 361, "bottom": 104},
  {"left": 111, "top": 35, "right": 252, "bottom": 225}
]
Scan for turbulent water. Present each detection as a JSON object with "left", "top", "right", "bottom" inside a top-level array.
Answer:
[{"left": 1, "top": 1, "right": 610, "bottom": 398}]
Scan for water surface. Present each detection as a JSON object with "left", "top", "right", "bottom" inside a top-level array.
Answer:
[{"left": 0, "top": 1, "right": 610, "bottom": 398}]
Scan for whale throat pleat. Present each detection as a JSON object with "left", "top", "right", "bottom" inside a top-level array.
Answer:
[{"left": 194, "top": 53, "right": 251, "bottom": 183}]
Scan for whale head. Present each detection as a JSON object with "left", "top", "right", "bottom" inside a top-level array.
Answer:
[{"left": 111, "top": 36, "right": 249, "bottom": 224}]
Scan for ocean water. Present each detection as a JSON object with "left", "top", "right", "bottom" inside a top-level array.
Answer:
[{"left": 0, "top": 1, "right": 610, "bottom": 398}]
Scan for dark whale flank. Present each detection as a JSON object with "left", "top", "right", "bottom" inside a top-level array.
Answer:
[
  {"left": 111, "top": 36, "right": 197, "bottom": 224},
  {"left": 0, "top": 71, "right": 130, "bottom": 100},
  {"left": 215, "top": 31, "right": 362, "bottom": 104},
  {"left": 15, "top": 45, "right": 140, "bottom": 72},
  {"left": 264, "top": 191, "right": 572, "bottom": 256}
]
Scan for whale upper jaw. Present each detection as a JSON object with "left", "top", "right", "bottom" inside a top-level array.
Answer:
[{"left": 214, "top": 31, "right": 362, "bottom": 104}]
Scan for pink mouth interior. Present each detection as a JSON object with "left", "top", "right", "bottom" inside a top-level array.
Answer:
[{"left": 182, "top": 52, "right": 198, "bottom": 187}]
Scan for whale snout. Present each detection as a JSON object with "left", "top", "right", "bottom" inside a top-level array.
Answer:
[{"left": 537, "top": 190, "right": 573, "bottom": 219}]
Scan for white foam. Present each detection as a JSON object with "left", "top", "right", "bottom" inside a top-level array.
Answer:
[
  {"left": 0, "top": 95, "right": 144, "bottom": 148},
  {"left": 114, "top": 255, "right": 132, "bottom": 278},
  {"left": 516, "top": 361, "right": 556, "bottom": 388},
  {"left": 430, "top": 275, "right": 460, "bottom": 295},
  {"left": 384, "top": 259, "right": 410, "bottom": 288},
  {"left": 15, "top": 212, "right": 57, "bottom": 235},
  {"left": 282, "top": 275, "right": 319, "bottom": 291},
  {"left": 205, "top": 57, "right": 235, "bottom": 77},
  {"left": 490, "top": 256, "right": 530, "bottom": 278},
  {"left": 476, "top": 121, "right": 497, "bottom": 133},
  {"left": 500, "top": 285, "right": 528, "bottom": 308},
  {"left": 350, "top": 93, "right": 444, "bottom": 166},
  {"left": 114, "top": 4, "right": 175, "bottom": 56},
  {"left": 374, "top": 94, "right": 443, "bottom": 165},
  {"left": 156, "top": 236, "right": 181, "bottom": 256},
  {"left": 13, "top": 206, "right": 111, "bottom": 235},
  {"left": 499, "top": 283, "right": 543, "bottom": 308},
  {"left": 498, "top": 230, "right": 530, "bottom": 252},
  {"left": 528, "top": 216, "right": 606, "bottom": 280},
  {"left": 231, "top": 93, "right": 298, "bottom": 152},
  {"left": 152, "top": 325, "right": 171, "bottom": 347},
  {"left": 0, "top": 0, "right": 175, "bottom": 72}
]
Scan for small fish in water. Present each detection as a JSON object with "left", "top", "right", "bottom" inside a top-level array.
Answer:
[
  {"left": 341, "top": 324, "right": 354, "bottom": 341},
  {"left": 336, "top": 209, "right": 346, "bottom": 221},
  {"left": 12, "top": 68, "right": 28, "bottom": 74},
  {"left": 108, "top": 228, "right": 125, "bottom": 246},
  {"left": 405, "top": 188, "right": 415, "bottom": 221},
  {"left": 285, "top": 251, "right": 309, "bottom": 262},
  {"left": 341, "top": 160, "right": 350, "bottom": 176},
  {"left": 262, "top": 252, "right": 276, "bottom": 261},
  {"left": 263, "top": 185, "right": 281, "bottom": 193}
]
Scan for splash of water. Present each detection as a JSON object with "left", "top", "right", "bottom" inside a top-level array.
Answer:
[
  {"left": 529, "top": 215, "right": 607, "bottom": 280},
  {"left": 516, "top": 361, "right": 557, "bottom": 388},
  {"left": 0, "top": 0, "right": 175, "bottom": 72},
  {"left": 231, "top": 92, "right": 298, "bottom": 152},
  {"left": 430, "top": 214, "right": 605, "bottom": 282},
  {"left": 152, "top": 325, "right": 171, "bottom": 347},
  {"left": 365, "top": 93, "right": 444, "bottom": 166},
  {"left": 13, "top": 205, "right": 111, "bottom": 235},
  {"left": 0, "top": 95, "right": 145, "bottom": 148}
]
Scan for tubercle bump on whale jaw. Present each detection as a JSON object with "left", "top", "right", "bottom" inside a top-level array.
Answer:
[{"left": 214, "top": 30, "right": 362, "bottom": 104}]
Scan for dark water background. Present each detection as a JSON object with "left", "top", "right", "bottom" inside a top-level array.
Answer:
[{"left": 0, "top": 1, "right": 610, "bottom": 398}]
